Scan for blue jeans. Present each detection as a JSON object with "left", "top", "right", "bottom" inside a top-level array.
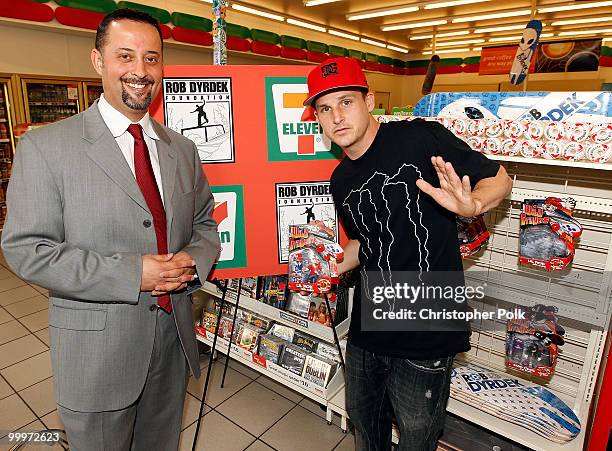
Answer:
[{"left": 345, "top": 341, "right": 454, "bottom": 451}]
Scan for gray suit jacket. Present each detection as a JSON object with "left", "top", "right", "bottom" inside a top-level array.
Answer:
[{"left": 1, "top": 103, "right": 220, "bottom": 412}]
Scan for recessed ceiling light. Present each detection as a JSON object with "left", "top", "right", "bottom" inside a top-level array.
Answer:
[
  {"left": 361, "top": 38, "right": 387, "bottom": 48},
  {"left": 287, "top": 18, "right": 327, "bottom": 33},
  {"left": 435, "top": 38, "right": 485, "bottom": 47},
  {"left": 452, "top": 10, "right": 531, "bottom": 23},
  {"left": 539, "top": 1, "right": 612, "bottom": 13},
  {"left": 387, "top": 45, "right": 409, "bottom": 53},
  {"left": 231, "top": 4, "right": 285, "bottom": 21},
  {"left": 382, "top": 20, "right": 448, "bottom": 31},
  {"left": 424, "top": 0, "right": 492, "bottom": 9},
  {"left": 551, "top": 17, "right": 612, "bottom": 27},
  {"left": 304, "top": 0, "right": 342, "bottom": 6},
  {"left": 328, "top": 29, "right": 360, "bottom": 41},
  {"left": 423, "top": 47, "right": 471, "bottom": 54},
  {"left": 347, "top": 6, "right": 419, "bottom": 21},
  {"left": 558, "top": 28, "right": 612, "bottom": 36}
]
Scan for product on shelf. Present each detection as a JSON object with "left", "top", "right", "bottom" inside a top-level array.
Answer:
[
  {"left": 519, "top": 197, "right": 583, "bottom": 270},
  {"left": 269, "top": 323, "right": 296, "bottom": 342},
  {"left": 279, "top": 344, "right": 307, "bottom": 375},
  {"left": 217, "top": 316, "right": 236, "bottom": 340},
  {"left": 316, "top": 341, "right": 341, "bottom": 362},
  {"left": 292, "top": 330, "right": 320, "bottom": 353},
  {"left": 287, "top": 224, "right": 343, "bottom": 294},
  {"left": 505, "top": 304, "right": 565, "bottom": 378},
  {"left": 256, "top": 334, "right": 285, "bottom": 364},
  {"left": 504, "top": 120, "right": 525, "bottom": 139},
  {"left": 200, "top": 311, "right": 218, "bottom": 333},
  {"left": 541, "top": 141, "right": 562, "bottom": 160},
  {"left": 457, "top": 215, "right": 490, "bottom": 258},
  {"left": 227, "top": 277, "right": 260, "bottom": 298},
  {"left": 562, "top": 142, "right": 585, "bottom": 161},
  {"left": 302, "top": 354, "right": 337, "bottom": 388},
  {"left": 233, "top": 323, "right": 264, "bottom": 352},
  {"left": 213, "top": 301, "right": 271, "bottom": 330},
  {"left": 590, "top": 123, "right": 612, "bottom": 144},
  {"left": 501, "top": 138, "right": 521, "bottom": 156},
  {"left": 586, "top": 143, "right": 611, "bottom": 163},
  {"left": 261, "top": 275, "right": 289, "bottom": 309}
]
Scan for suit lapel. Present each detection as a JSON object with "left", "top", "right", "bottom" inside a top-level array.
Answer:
[
  {"left": 152, "top": 121, "right": 177, "bottom": 234},
  {"left": 81, "top": 103, "right": 149, "bottom": 213}
]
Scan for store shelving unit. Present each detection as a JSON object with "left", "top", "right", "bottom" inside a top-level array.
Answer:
[
  {"left": 19, "top": 78, "right": 82, "bottom": 124},
  {"left": 0, "top": 75, "right": 16, "bottom": 229}
]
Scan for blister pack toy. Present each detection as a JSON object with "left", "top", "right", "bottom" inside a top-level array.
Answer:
[
  {"left": 506, "top": 304, "right": 565, "bottom": 378},
  {"left": 457, "top": 215, "right": 490, "bottom": 258},
  {"left": 288, "top": 224, "right": 344, "bottom": 294},
  {"left": 519, "top": 197, "right": 582, "bottom": 270}
]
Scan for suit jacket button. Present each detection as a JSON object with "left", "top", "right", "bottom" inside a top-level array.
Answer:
[
  {"left": 149, "top": 304, "right": 157, "bottom": 311},
  {"left": 143, "top": 219, "right": 152, "bottom": 228}
]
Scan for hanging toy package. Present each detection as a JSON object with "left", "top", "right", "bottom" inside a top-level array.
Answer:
[
  {"left": 519, "top": 197, "right": 583, "bottom": 270},
  {"left": 506, "top": 304, "right": 565, "bottom": 378},
  {"left": 457, "top": 215, "right": 490, "bottom": 258},
  {"left": 288, "top": 224, "right": 344, "bottom": 294}
]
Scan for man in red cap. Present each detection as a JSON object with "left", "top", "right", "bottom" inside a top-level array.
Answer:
[{"left": 306, "top": 57, "right": 512, "bottom": 450}]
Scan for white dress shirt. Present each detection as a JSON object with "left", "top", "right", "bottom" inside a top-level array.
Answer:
[{"left": 97, "top": 94, "right": 165, "bottom": 206}]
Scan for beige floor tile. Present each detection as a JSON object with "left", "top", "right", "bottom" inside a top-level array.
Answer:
[
  {"left": 261, "top": 406, "right": 345, "bottom": 451},
  {"left": 0, "top": 276, "right": 26, "bottom": 293},
  {"left": 299, "top": 397, "right": 341, "bottom": 427},
  {"left": 34, "top": 328, "right": 50, "bottom": 347},
  {"left": 0, "top": 285, "right": 40, "bottom": 307},
  {"left": 178, "top": 410, "right": 255, "bottom": 451},
  {"left": 18, "top": 309, "right": 49, "bottom": 333},
  {"left": 0, "top": 335, "right": 47, "bottom": 369},
  {"left": 254, "top": 377, "right": 304, "bottom": 403},
  {"left": 19, "top": 377, "right": 56, "bottom": 417},
  {"left": 182, "top": 392, "right": 211, "bottom": 430},
  {"left": 0, "top": 307, "right": 11, "bottom": 325},
  {"left": 30, "top": 285, "right": 49, "bottom": 296},
  {"left": 0, "top": 320, "right": 29, "bottom": 345},
  {"left": 0, "top": 376, "right": 13, "bottom": 400},
  {"left": 334, "top": 434, "right": 356, "bottom": 451},
  {"left": 2, "top": 351, "right": 52, "bottom": 391},
  {"left": 0, "top": 267, "right": 14, "bottom": 280},
  {"left": 4, "top": 295, "right": 48, "bottom": 318},
  {"left": 40, "top": 410, "right": 65, "bottom": 430},
  {"left": 187, "top": 363, "right": 252, "bottom": 407},
  {"left": 216, "top": 381, "right": 295, "bottom": 436},
  {"left": 225, "top": 357, "right": 262, "bottom": 380},
  {"left": 0, "top": 394, "right": 37, "bottom": 437},
  {"left": 244, "top": 440, "right": 275, "bottom": 451}
]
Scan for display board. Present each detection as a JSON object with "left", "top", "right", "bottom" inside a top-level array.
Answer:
[{"left": 151, "top": 66, "right": 346, "bottom": 280}]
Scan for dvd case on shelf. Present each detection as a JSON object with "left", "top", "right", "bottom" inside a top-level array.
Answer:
[
  {"left": 279, "top": 344, "right": 307, "bottom": 376},
  {"left": 292, "top": 330, "right": 320, "bottom": 353},
  {"left": 257, "top": 334, "right": 285, "bottom": 364},
  {"left": 261, "top": 275, "right": 289, "bottom": 309},
  {"left": 303, "top": 354, "right": 337, "bottom": 388}
]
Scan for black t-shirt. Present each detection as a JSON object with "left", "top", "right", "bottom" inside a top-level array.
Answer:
[{"left": 330, "top": 119, "right": 500, "bottom": 359}]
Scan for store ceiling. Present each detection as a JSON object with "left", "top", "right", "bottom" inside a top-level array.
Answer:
[{"left": 222, "top": 0, "right": 612, "bottom": 55}]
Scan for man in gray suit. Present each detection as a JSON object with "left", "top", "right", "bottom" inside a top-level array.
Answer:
[{"left": 1, "top": 9, "right": 220, "bottom": 451}]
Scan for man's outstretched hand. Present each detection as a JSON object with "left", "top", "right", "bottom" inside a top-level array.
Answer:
[{"left": 416, "top": 156, "right": 482, "bottom": 217}]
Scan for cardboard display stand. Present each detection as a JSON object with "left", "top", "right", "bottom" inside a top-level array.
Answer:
[{"left": 151, "top": 65, "right": 348, "bottom": 280}]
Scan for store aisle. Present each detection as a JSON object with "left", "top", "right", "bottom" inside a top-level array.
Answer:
[{"left": 0, "top": 253, "right": 354, "bottom": 451}]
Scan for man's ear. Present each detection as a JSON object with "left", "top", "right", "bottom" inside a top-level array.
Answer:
[
  {"left": 91, "top": 49, "right": 103, "bottom": 75},
  {"left": 365, "top": 91, "right": 376, "bottom": 113}
]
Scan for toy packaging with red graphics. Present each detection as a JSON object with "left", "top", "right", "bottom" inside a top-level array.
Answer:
[
  {"left": 457, "top": 215, "right": 490, "bottom": 258},
  {"left": 519, "top": 197, "right": 582, "bottom": 270},
  {"left": 288, "top": 224, "right": 344, "bottom": 294},
  {"left": 505, "top": 304, "right": 565, "bottom": 378}
]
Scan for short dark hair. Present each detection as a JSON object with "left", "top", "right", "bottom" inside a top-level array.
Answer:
[{"left": 95, "top": 8, "right": 163, "bottom": 52}]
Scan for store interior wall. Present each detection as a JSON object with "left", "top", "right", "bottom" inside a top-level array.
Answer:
[{"left": 0, "top": 21, "right": 611, "bottom": 111}]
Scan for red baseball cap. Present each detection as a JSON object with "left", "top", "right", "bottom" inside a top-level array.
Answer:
[{"left": 304, "top": 57, "right": 369, "bottom": 106}]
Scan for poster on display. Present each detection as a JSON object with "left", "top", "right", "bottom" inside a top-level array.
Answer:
[
  {"left": 162, "top": 77, "right": 235, "bottom": 163},
  {"left": 275, "top": 181, "right": 338, "bottom": 263},
  {"left": 414, "top": 91, "right": 612, "bottom": 122},
  {"left": 479, "top": 45, "right": 537, "bottom": 76},
  {"left": 152, "top": 66, "right": 345, "bottom": 279},
  {"left": 535, "top": 39, "right": 602, "bottom": 73}
]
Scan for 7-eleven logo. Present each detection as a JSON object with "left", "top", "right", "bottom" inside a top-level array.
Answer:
[
  {"left": 271, "top": 83, "right": 333, "bottom": 156},
  {"left": 210, "top": 185, "right": 247, "bottom": 269}
]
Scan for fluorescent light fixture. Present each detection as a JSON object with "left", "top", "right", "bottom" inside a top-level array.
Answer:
[
  {"left": 424, "top": 0, "right": 491, "bottom": 9},
  {"left": 452, "top": 9, "right": 531, "bottom": 23},
  {"left": 488, "top": 32, "right": 553, "bottom": 43},
  {"left": 231, "top": 4, "right": 285, "bottom": 21},
  {"left": 472, "top": 47, "right": 482, "bottom": 51},
  {"left": 539, "top": 1, "right": 612, "bottom": 13},
  {"left": 304, "top": 0, "right": 342, "bottom": 6},
  {"left": 558, "top": 28, "right": 612, "bottom": 36},
  {"left": 387, "top": 44, "right": 409, "bottom": 53},
  {"left": 423, "top": 47, "right": 471, "bottom": 54},
  {"left": 475, "top": 24, "right": 529, "bottom": 33},
  {"left": 347, "top": 6, "right": 419, "bottom": 21},
  {"left": 287, "top": 18, "right": 327, "bottom": 32},
  {"left": 410, "top": 34, "right": 434, "bottom": 40},
  {"left": 382, "top": 20, "right": 448, "bottom": 31},
  {"left": 361, "top": 37, "right": 387, "bottom": 48},
  {"left": 328, "top": 29, "right": 360, "bottom": 41},
  {"left": 200, "top": 0, "right": 212, "bottom": 3},
  {"left": 436, "top": 38, "right": 485, "bottom": 46},
  {"left": 551, "top": 17, "right": 612, "bottom": 27},
  {"left": 410, "top": 30, "right": 469, "bottom": 40}
]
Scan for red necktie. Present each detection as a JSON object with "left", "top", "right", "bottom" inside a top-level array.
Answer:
[{"left": 128, "top": 124, "right": 172, "bottom": 313}]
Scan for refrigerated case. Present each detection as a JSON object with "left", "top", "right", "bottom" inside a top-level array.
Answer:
[
  {"left": 0, "top": 76, "right": 16, "bottom": 227},
  {"left": 84, "top": 81, "right": 103, "bottom": 108},
  {"left": 19, "top": 76, "right": 83, "bottom": 124}
]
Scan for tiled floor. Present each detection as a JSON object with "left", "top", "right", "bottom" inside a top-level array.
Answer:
[{"left": 0, "top": 255, "right": 354, "bottom": 451}]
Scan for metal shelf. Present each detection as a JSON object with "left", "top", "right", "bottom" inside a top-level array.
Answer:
[
  {"left": 488, "top": 154, "right": 612, "bottom": 171},
  {"left": 28, "top": 102, "right": 77, "bottom": 106},
  {"left": 199, "top": 281, "right": 351, "bottom": 343},
  {"left": 196, "top": 327, "right": 344, "bottom": 406}
]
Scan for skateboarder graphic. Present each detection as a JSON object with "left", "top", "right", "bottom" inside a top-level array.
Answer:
[
  {"left": 301, "top": 203, "right": 316, "bottom": 223},
  {"left": 191, "top": 102, "right": 208, "bottom": 127}
]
